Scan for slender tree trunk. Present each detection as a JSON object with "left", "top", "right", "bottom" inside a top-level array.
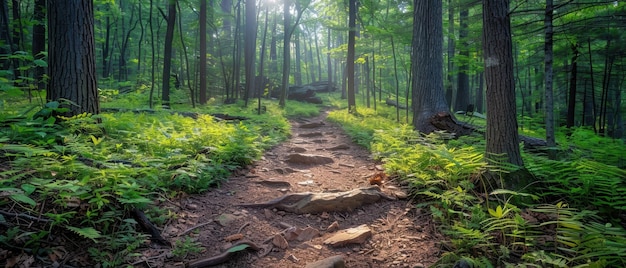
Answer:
[
  {"left": 347, "top": 0, "right": 356, "bottom": 112},
  {"left": 327, "top": 26, "right": 332, "bottom": 88},
  {"left": 445, "top": 0, "right": 454, "bottom": 107},
  {"left": 199, "top": 0, "right": 207, "bottom": 104},
  {"left": 257, "top": 5, "right": 269, "bottom": 114},
  {"left": 32, "top": 0, "right": 46, "bottom": 91},
  {"left": 294, "top": 29, "right": 302, "bottom": 85},
  {"left": 391, "top": 36, "right": 400, "bottom": 122},
  {"left": 544, "top": 0, "right": 556, "bottom": 157},
  {"left": 279, "top": 0, "right": 291, "bottom": 107},
  {"left": 587, "top": 38, "right": 597, "bottom": 131},
  {"left": 161, "top": 0, "right": 177, "bottom": 108},
  {"left": 455, "top": 7, "right": 470, "bottom": 112},
  {"left": 566, "top": 44, "right": 579, "bottom": 128},
  {"left": 244, "top": 0, "right": 257, "bottom": 106}
]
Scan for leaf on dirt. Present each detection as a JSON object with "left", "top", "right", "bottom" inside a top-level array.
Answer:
[
  {"left": 65, "top": 226, "right": 102, "bottom": 242},
  {"left": 226, "top": 243, "right": 250, "bottom": 253}
]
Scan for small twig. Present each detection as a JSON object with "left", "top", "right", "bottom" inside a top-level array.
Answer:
[
  {"left": 237, "top": 222, "right": 250, "bottom": 234},
  {"left": 0, "top": 210, "right": 52, "bottom": 223},
  {"left": 130, "top": 251, "right": 168, "bottom": 266},
  {"left": 180, "top": 221, "right": 213, "bottom": 236}
]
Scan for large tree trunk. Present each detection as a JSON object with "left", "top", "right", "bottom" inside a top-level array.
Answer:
[
  {"left": 482, "top": 0, "right": 523, "bottom": 167},
  {"left": 347, "top": 0, "right": 356, "bottom": 112},
  {"left": 411, "top": 0, "right": 468, "bottom": 135},
  {"left": 47, "top": 0, "right": 99, "bottom": 116}
]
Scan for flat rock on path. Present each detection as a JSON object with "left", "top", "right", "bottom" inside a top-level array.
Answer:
[{"left": 149, "top": 110, "right": 442, "bottom": 268}]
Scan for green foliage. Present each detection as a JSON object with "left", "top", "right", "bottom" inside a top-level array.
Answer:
[
  {"left": 172, "top": 237, "right": 205, "bottom": 258},
  {"left": 327, "top": 100, "right": 626, "bottom": 267},
  {"left": 0, "top": 96, "right": 296, "bottom": 265}
]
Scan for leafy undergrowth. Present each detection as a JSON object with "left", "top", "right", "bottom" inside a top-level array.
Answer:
[
  {"left": 327, "top": 103, "right": 626, "bottom": 267},
  {"left": 0, "top": 91, "right": 314, "bottom": 267}
]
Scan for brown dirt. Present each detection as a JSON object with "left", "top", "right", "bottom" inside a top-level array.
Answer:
[{"left": 138, "top": 110, "right": 443, "bottom": 268}]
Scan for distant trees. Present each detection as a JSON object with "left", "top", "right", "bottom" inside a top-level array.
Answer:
[{"left": 47, "top": 0, "right": 99, "bottom": 116}]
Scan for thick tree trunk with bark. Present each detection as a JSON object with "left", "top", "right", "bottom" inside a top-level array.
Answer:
[
  {"left": 482, "top": 0, "right": 523, "bottom": 167},
  {"left": 411, "top": 0, "right": 470, "bottom": 136},
  {"left": 47, "top": 0, "right": 99, "bottom": 116}
]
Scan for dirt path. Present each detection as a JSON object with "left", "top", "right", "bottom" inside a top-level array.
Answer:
[{"left": 146, "top": 110, "right": 442, "bottom": 267}]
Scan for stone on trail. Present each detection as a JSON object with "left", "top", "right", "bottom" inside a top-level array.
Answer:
[
  {"left": 272, "top": 234, "right": 289, "bottom": 249},
  {"left": 323, "top": 224, "right": 372, "bottom": 247},
  {"left": 297, "top": 226, "right": 320, "bottom": 242},
  {"left": 304, "top": 255, "right": 346, "bottom": 268},
  {"left": 299, "top": 132, "right": 324, "bottom": 137},
  {"left": 327, "top": 144, "right": 350, "bottom": 151},
  {"left": 286, "top": 153, "right": 334, "bottom": 165},
  {"left": 238, "top": 186, "right": 395, "bottom": 214},
  {"left": 299, "top": 122, "right": 325, "bottom": 129},
  {"left": 253, "top": 179, "right": 292, "bottom": 188}
]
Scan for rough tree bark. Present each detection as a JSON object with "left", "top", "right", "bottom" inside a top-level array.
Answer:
[
  {"left": 482, "top": 0, "right": 523, "bottom": 167},
  {"left": 411, "top": 0, "right": 470, "bottom": 136},
  {"left": 161, "top": 0, "right": 177, "bottom": 108},
  {"left": 47, "top": 0, "right": 99, "bottom": 116}
]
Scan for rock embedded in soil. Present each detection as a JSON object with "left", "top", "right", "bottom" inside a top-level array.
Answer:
[
  {"left": 299, "top": 122, "right": 325, "bottom": 128},
  {"left": 327, "top": 144, "right": 350, "bottom": 151},
  {"left": 299, "top": 132, "right": 324, "bottom": 137},
  {"left": 323, "top": 224, "right": 372, "bottom": 247},
  {"left": 304, "top": 255, "right": 346, "bottom": 268},
  {"left": 297, "top": 226, "right": 320, "bottom": 242},
  {"left": 285, "top": 153, "right": 334, "bottom": 165},
  {"left": 272, "top": 234, "right": 289, "bottom": 249}
]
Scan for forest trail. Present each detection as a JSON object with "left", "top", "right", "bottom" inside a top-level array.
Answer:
[{"left": 146, "top": 110, "right": 442, "bottom": 268}]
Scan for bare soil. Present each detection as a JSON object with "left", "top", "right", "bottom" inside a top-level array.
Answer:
[{"left": 139, "top": 110, "right": 443, "bottom": 268}]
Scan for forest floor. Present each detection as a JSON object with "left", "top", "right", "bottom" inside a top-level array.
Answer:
[{"left": 139, "top": 109, "right": 443, "bottom": 268}]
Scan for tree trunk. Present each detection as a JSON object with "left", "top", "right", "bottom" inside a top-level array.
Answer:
[
  {"left": 199, "top": 0, "right": 208, "bottom": 104},
  {"left": 566, "top": 44, "right": 579, "bottom": 128},
  {"left": 411, "top": 0, "right": 467, "bottom": 135},
  {"left": 294, "top": 29, "right": 302, "bottom": 85},
  {"left": 244, "top": 0, "right": 256, "bottom": 106},
  {"left": 347, "top": 0, "right": 356, "bottom": 112},
  {"left": 544, "top": 0, "right": 556, "bottom": 157},
  {"left": 32, "top": 0, "right": 46, "bottom": 91},
  {"left": 47, "top": 0, "right": 99, "bottom": 116},
  {"left": 279, "top": 0, "right": 290, "bottom": 107},
  {"left": 445, "top": 0, "right": 454, "bottom": 108},
  {"left": 455, "top": 7, "right": 470, "bottom": 113},
  {"left": 161, "top": 0, "right": 177, "bottom": 108},
  {"left": 482, "top": 0, "right": 523, "bottom": 167}
]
